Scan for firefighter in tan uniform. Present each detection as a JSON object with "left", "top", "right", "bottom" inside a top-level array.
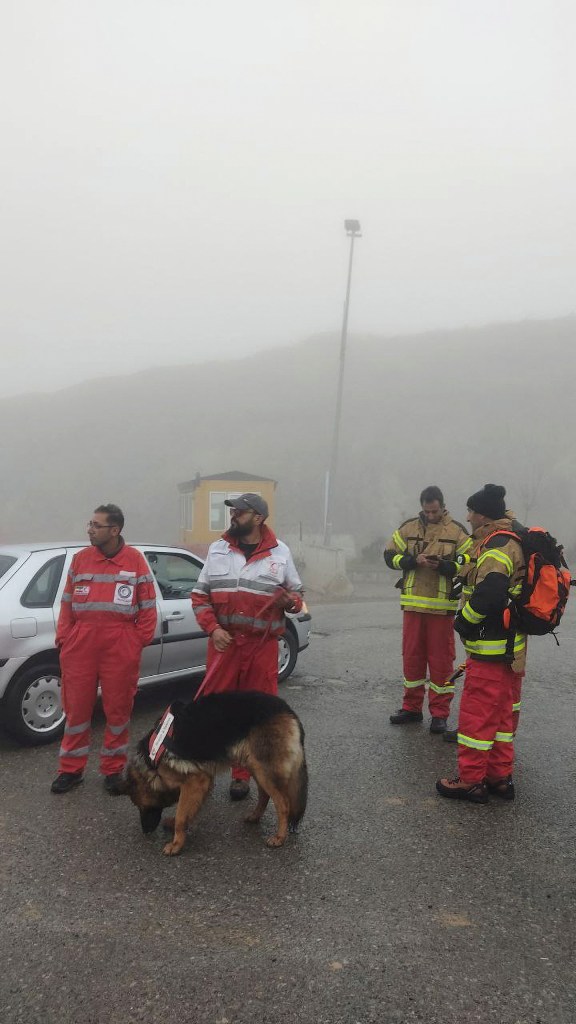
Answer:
[{"left": 384, "top": 486, "right": 472, "bottom": 733}]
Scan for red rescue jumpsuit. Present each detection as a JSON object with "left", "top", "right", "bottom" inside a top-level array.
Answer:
[
  {"left": 192, "top": 526, "right": 303, "bottom": 781},
  {"left": 55, "top": 540, "right": 157, "bottom": 776}
]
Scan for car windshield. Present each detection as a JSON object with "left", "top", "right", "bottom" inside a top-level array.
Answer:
[{"left": 0, "top": 555, "right": 17, "bottom": 579}]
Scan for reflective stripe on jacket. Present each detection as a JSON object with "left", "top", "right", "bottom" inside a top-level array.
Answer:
[
  {"left": 191, "top": 525, "right": 303, "bottom": 639},
  {"left": 384, "top": 511, "right": 472, "bottom": 616},
  {"left": 55, "top": 541, "right": 157, "bottom": 647}
]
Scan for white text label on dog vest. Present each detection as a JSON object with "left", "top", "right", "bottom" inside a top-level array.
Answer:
[{"left": 150, "top": 711, "right": 174, "bottom": 761}]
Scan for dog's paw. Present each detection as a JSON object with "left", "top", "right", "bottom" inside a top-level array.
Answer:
[
  {"left": 162, "top": 840, "right": 184, "bottom": 856},
  {"left": 265, "top": 834, "right": 286, "bottom": 848}
]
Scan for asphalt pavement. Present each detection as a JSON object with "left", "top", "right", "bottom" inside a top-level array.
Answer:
[{"left": 1, "top": 589, "right": 575, "bottom": 1024}]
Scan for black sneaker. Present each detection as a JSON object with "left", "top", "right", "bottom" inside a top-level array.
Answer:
[
  {"left": 229, "top": 779, "right": 250, "bottom": 801},
  {"left": 50, "top": 772, "right": 84, "bottom": 794},
  {"left": 435, "top": 777, "right": 489, "bottom": 804},
  {"left": 389, "top": 709, "right": 423, "bottom": 725},
  {"left": 103, "top": 772, "right": 127, "bottom": 796},
  {"left": 486, "top": 776, "right": 515, "bottom": 801},
  {"left": 430, "top": 717, "right": 447, "bottom": 734},
  {"left": 442, "top": 728, "right": 458, "bottom": 743}
]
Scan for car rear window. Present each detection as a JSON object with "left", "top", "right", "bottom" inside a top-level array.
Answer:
[{"left": 0, "top": 555, "right": 17, "bottom": 580}]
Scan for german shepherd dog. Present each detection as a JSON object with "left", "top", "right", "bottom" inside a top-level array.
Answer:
[{"left": 122, "top": 691, "right": 308, "bottom": 855}]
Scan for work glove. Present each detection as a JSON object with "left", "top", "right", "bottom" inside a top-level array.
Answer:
[
  {"left": 437, "top": 559, "right": 457, "bottom": 577},
  {"left": 453, "top": 611, "right": 479, "bottom": 641}
]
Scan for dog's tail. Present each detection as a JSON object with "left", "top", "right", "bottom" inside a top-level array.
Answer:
[{"left": 288, "top": 720, "right": 308, "bottom": 831}]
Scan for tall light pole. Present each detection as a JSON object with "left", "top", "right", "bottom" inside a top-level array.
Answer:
[{"left": 323, "top": 219, "right": 362, "bottom": 546}]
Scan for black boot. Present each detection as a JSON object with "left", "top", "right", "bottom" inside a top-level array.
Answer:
[
  {"left": 430, "top": 717, "right": 447, "bottom": 734},
  {"left": 103, "top": 772, "right": 127, "bottom": 795},
  {"left": 486, "top": 776, "right": 515, "bottom": 801},
  {"left": 50, "top": 772, "right": 84, "bottom": 794},
  {"left": 436, "top": 777, "right": 489, "bottom": 804},
  {"left": 389, "top": 709, "right": 423, "bottom": 725},
  {"left": 229, "top": 779, "right": 250, "bottom": 801},
  {"left": 443, "top": 728, "right": 458, "bottom": 743}
]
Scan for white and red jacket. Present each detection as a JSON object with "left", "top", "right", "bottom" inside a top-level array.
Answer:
[
  {"left": 191, "top": 526, "right": 304, "bottom": 640},
  {"left": 56, "top": 540, "right": 157, "bottom": 647}
]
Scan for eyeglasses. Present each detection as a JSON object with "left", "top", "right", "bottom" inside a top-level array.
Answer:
[{"left": 87, "top": 521, "right": 111, "bottom": 530}]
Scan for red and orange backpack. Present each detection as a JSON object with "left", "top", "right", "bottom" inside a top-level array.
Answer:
[{"left": 481, "top": 527, "right": 571, "bottom": 636}]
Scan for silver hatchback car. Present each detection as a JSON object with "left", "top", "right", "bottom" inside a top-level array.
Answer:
[{"left": 0, "top": 543, "right": 311, "bottom": 746}]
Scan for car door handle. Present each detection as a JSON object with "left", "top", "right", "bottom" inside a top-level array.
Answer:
[{"left": 166, "top": 611, "right": 185, "bottom": 621}]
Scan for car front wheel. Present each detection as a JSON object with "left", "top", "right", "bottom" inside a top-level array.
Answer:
[
  {"left": 278, "top": 627, "right": 298, "bottom": 683},
  {"left": 3, "top": 661, "right": 66, "bottom": 746}
]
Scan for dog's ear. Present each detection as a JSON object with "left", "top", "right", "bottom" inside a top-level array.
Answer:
[{"left": 140, "top": 807, "right": 163, "bottom": 834}]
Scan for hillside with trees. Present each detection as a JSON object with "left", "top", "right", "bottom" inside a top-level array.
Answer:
[{"left": 1, "top": 316, "right": 575, "bottom": 556}]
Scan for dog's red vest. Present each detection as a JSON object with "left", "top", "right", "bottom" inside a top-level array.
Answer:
[{"left": 148, "top": 705, "right": 175, "bottom": 766}]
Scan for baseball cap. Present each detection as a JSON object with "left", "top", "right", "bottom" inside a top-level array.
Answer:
[{"left": 224, "top": 493, "right": 269, "bottom": 518}]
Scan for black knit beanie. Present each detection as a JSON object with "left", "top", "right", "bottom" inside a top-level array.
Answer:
[{"left": 466, "top": 483, "right": 506, "bottom": 520}]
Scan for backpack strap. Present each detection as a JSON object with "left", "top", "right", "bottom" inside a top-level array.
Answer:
[{"left": 478, "top": 529, "right": 520, "bottom": 553}]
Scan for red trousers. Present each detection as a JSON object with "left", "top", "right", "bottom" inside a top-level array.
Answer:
[
  {"left": 203, "top": 634, "right": 279, "bottom": 781},
  {"left": 401, "top": 611, "right": 456, "bottom": 718},
  {"left": 59, "top": 623, "right": 142, "bottom": 776},
  {"left": 457, "top": 658, "right": 515, "bottom": 783}
]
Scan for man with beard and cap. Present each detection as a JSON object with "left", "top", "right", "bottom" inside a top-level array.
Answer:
[
  {"left": 384, "top": 486, "right": 472, "bottom": 733},
  {"left": 191, "top": 493, "right": 304, "bottom": 800},
  {"left": 436, "top": 484, "right": 526, "bottom": 804}
]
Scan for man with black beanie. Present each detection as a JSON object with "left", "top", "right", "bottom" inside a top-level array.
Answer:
[{"left": 436, "top": 484, "right": 526, "bottom": 803}]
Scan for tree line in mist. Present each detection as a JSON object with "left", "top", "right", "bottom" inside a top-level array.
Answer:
[{"left": 1, "top": 316, "right": 575, "bottom": 559}]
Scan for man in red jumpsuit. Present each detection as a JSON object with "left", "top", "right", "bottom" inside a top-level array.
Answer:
[
  {"left": 191, "top": 493, "right": 304, "bottom": 800},
  {"left": 51, "top": 504, "right": 157, "bottom": 795}
]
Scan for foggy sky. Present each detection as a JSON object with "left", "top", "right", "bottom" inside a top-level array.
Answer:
[{"left": 2, "top": 0, "right": 575, "bottom": 397}]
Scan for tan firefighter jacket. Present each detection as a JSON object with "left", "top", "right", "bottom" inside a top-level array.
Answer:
[
  {"left": 455, "top": 516, "right": 526, "bottom": 673},
  {"left": 384, "top": 511, "right": 472, "bottom": 615}
]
